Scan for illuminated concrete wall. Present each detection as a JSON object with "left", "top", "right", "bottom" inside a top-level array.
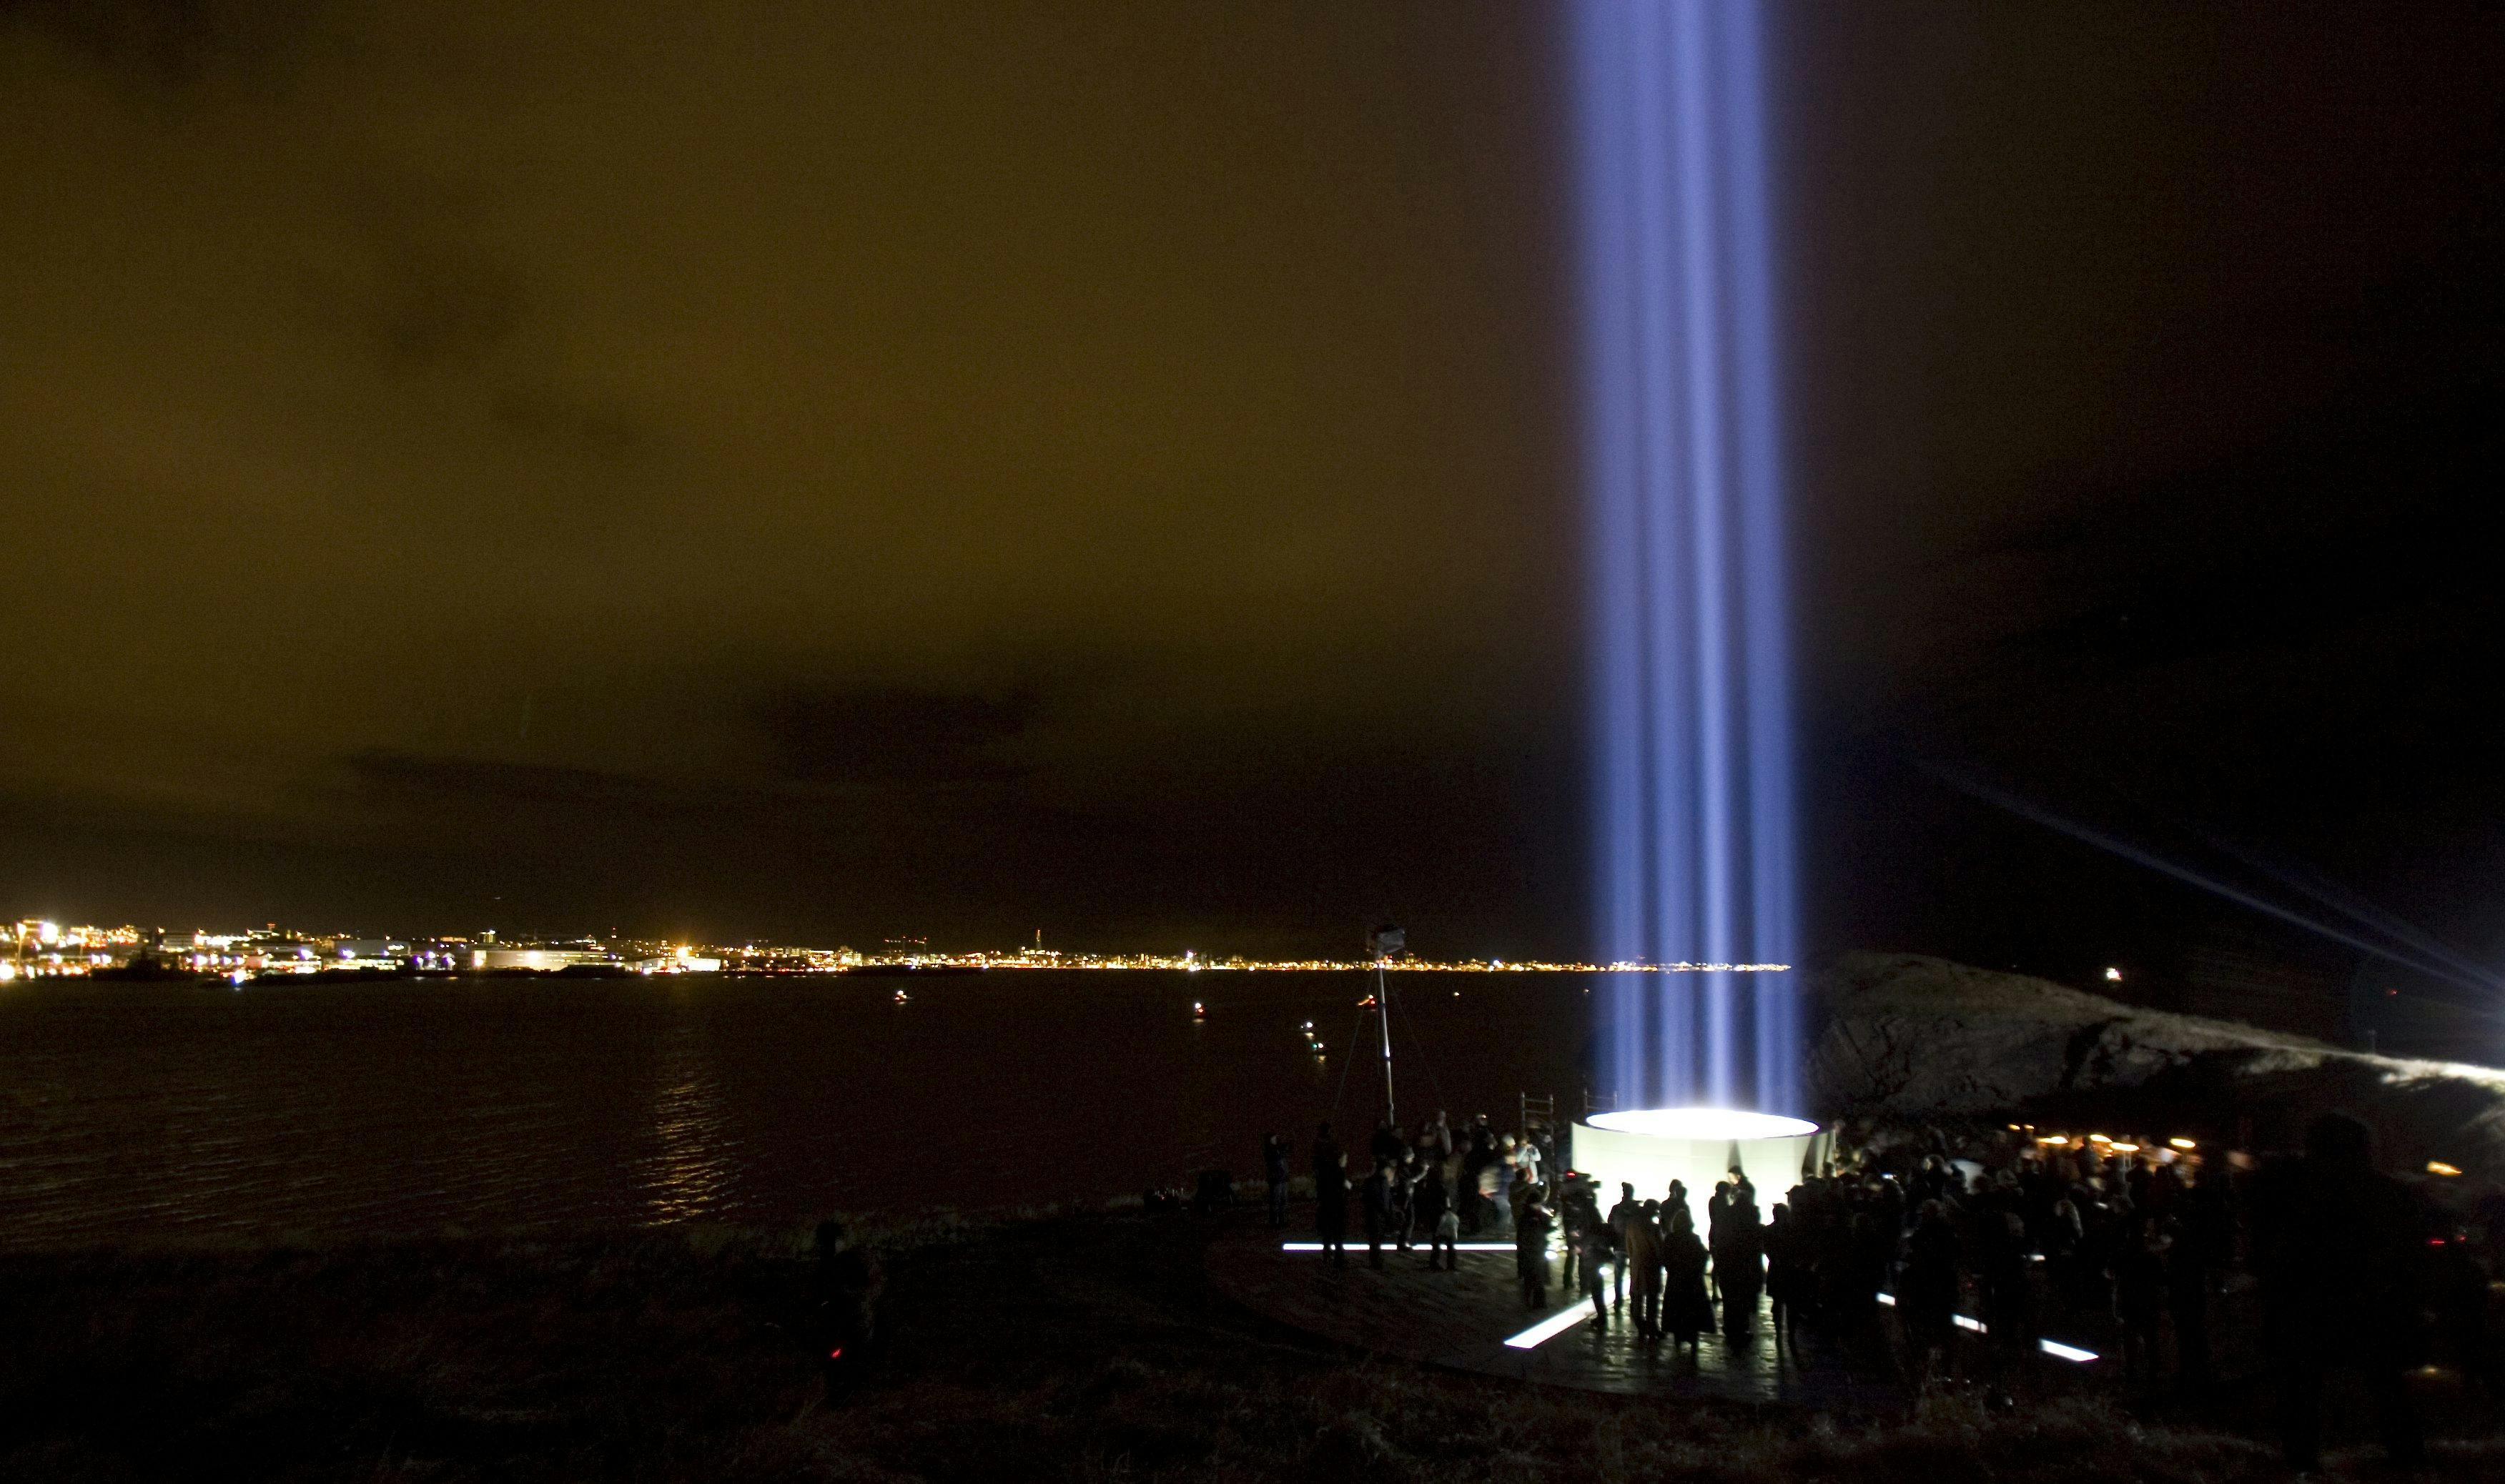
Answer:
[{"left": 1571, "top": 1119, "right": 1813, "bottom": 1224}]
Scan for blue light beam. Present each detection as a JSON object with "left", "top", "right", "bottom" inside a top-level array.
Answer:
[{"left": 1577, "top": 0, "right": 1799, "bottom": 1117}]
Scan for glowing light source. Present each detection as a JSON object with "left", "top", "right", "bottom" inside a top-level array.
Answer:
[
  {"left": 1503, "top": 1288, "right": 1609, "bottom": 1350},
  {"left": 2169, "top": 1137, "right": 2198, "bottom": 1151},
  {"left": 1278, "top": 1241, "right": 1519, "bottom": 1254},
  {"left": 2104, "top": 966, "right": 2123, "bottom": 982},
  {"left": 1578, "top": 0, "right": 1799, "bottom": 1116},
  {"left": 1585, "top": 1107, "right": 1817, "bottom": 1141},
  {"left": 2428, "top": 1160, "right": 2462, "bottom": 1177}
]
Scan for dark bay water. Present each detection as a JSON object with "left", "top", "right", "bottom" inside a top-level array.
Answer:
[{"left": 0, "top": 971, "right": 1596, "bottom": 1249}]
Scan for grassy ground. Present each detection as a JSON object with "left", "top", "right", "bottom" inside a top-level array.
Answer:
[{"left": 1, "top": 1210, "right": 2496, "bottom": 1483}]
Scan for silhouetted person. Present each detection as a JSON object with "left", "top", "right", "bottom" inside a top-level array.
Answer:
[
  {"left": 1517, "top": 1197, "right": 1553, "bottom": 1307},
  {"left": 1606, "top": 1182, "right": 1641, "bottom": 1312},
  {"left": 1707, "top": 1180, "right": 1733, "bottom": 1260},
  {"left": 2162, "top": 1213, "right": 2214, "bottom": 1400},
  {"left": 1834, "top": 1210, "right": 1889, "bottom": 1335},
  {"left": 1664, "top": 1177, "right": 1692, "bottom": 1235},
  {"left": 1901, "top": 1199, "right": 1960, "bottom": 1382},
  {"left": 1716, "top": 1199, "right": 1765, "bottom": 1338},
  {"left": 1414, "top": 1159, "right": 1456, "bottom": 1270},
  {"left": 1361, "top": 1161, "right": 1392, "bottom": 1270},
  {"left": 1371, "top": 1117, "right": 1405, "bottom": 1171},
  {"left": 1313, "top": 1145, "right": 1350, "bottom": 1267},
  {"left": 1765, "top": 1202, "right": 1808, "bottom": 1345},
  {"left": 1262, "top": 1132, "right": 1291, "bottom": 1227},
  {"left": 1626, "top": 1199, "right": 1666, "bottom": 1340},
  {"left": 812, "top": 1219, "right": 884, "bottom": 1400},
  {"left": 1558, "top": 1177, "right": 1596, "bottom": 1292},
  {"left": 1661, "top": 1207, "right": 1711, "bottom": 1349},
  {"left": 2113, "top": 1215, "right": 2167, "bottom": 1395},
  {"left": 1976, "top": 1196, "right": 2035, "bottom": 1367},
  {"left": 1392, "top": 1149, "right": 1421, "bottom": 1250},
  {"left": 1421, "top": 1108, "right": 1454, "bottom": 1159},
  {"left": 1577, "top": 1214, "right": 1613, "bottom": 1330},
  {"left": 2249, "top": 1112, "right": 2427, "bottom": 1473}
]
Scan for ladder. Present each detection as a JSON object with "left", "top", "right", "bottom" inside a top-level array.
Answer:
[{"left": 1519, "top": 1091, "right": 1558, "bottom": 1138}]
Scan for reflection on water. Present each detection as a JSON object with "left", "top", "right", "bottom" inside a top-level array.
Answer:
[
  {"left": 0, "top": 972, "right": 1590, "bottom": 1249},
  {"left": 643, "top": 1015, "right": 731, "bottom": 1223}
]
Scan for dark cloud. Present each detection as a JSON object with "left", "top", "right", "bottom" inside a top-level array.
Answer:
[
  {"left": 751, "top": 687, "right": 1039, "bottom": 786},
  {"left": 0, "top": 0, "right": 315, "bottom": 91}
]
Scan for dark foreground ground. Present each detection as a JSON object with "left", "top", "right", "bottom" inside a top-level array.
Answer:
[{"left": 2, "top": 1209, "right": 2499, "bottom": 1483}]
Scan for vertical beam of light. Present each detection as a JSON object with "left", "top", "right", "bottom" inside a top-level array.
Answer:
[
  {"left": 1669, "top": 0, "right": 1736, "bottom": 1102},
  {"left": 1722, "top": 0, "right": 1799, "bottom": 1118},
  {"left": 1578, "top": 0, "right": 1798, "bottom": 1118},
  {"left": 1630, "top": 0, "right": 1693, "bottom": 1109},
  {"left": 1581, "top": 15, "right": 1651, "bottom": 1108}
]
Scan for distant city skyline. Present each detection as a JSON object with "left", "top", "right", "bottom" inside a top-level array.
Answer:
[{"left": 2, "top": 916, "right": 1786, "bottom": 981}]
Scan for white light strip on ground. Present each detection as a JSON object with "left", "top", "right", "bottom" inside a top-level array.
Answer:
[
  {"left": 1872, "top": 1292, "right": 2099, "bottom": 1362},
  {"left": 1277, "top": 1240, "right": 1520, "bottom": 1252},
  {"left": 1266, "top": 1254, "right": 2104, "bottom": 1364},
  {"left": 1503, "top": 1302, "right": 1601, "bottom": 1350},
  {"left": 1503, "top": 1265, "right": 1614, "bottom": 1350}
]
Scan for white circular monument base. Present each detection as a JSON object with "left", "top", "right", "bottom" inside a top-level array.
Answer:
[{"left": 1571, "top": 1108, "right": 1820, "bottom": 1220}]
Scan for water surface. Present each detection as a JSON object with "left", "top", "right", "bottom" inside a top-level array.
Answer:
[{"left": 0, "top": 971, "right": 1595, "bottom": 1248}]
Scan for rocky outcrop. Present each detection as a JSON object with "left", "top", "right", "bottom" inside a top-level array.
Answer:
[{"left": 1809, "top": 951, "right": 2505, "bottom": 1180}]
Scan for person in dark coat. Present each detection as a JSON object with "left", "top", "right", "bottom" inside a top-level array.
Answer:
[
  {"left": 1626, "top": 1199, "right": 1666, "bottom": 1340},
  {"left": 2162, "top": 1212, "right": 2215, "bottom": 1399},
  {"left": 1764, "top": 1201, "right": 1809, "bottom": 1345},
  {"left": 1661, "top": 1207, "right": 1713, "bottom": 1349},
  {"left": 1414, "top": 1157, "right": 1456, "bottom": 1270},
  {"left": 812, "top": 1219, "right": 884, "bottom": 1400},
  {"left": 1313, "top": 1139, "right": 1350, "bottom": 1267},
  {"left": 1900, "top": 1199, "right": 1960, "bottom": 1382},
  {"left": 2248, "top": 1112, "right": 2428, "bottom": 1473},
  {"left": 1706, "top": 1181, "right": 1734, "bottom": 1273},
  {"left": 1576, "top": 1213, "right": 1613, "bottom": 1329},
  {"left": 1516, "top": 1197, "right": 1554, "bottom": 1308},
  {"left": 1977, "top": 1199, "right": 2035, "bottom": 1364},
  {"left": 1393, "top": 1149, "right": 1421, "bottom": 1250},
  {"left": 1360, "top": 1162, "right": 1392, "bottom": 1270},
  {"left": 1262, "top": 1133, "right": 1291, "bottom": 1227},
  {"left": 1606, "top": 1182, "right": 1642, "bottom": 1312},
  {"left": 1716, "top": 1198, "right": 1766, "bottom": 1338},
  {"left": 1372, "top": 1118, "right": 1405, "bottom": 1167},
  {"left": 1310, "top": 1122, "right": 1341, "bottom": 1188},
  {"left": 1557, "top": 1176, "right": 1596, "bottom": 1292},
  {"left": 2113, "top": 1213, "right": 2167, "bottom": 1393},
  {"left": 1664, "top": 1178, "right": 1691, "bottom": 1233}
]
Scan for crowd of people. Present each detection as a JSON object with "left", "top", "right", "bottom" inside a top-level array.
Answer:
[
  {"left": 1268, "top": 1111, "right": 1569, "bottom": 1279},
  {"left": 1260, "top": 1107, "right": 2499, "bottom": 1471}
]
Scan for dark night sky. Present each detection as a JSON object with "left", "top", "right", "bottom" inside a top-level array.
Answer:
[{"left": 4, "top": 2, "right": 2501, "bottom": 981}]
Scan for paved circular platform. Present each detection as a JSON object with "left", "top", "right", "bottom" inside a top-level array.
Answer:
[{"left": 1205, "top": 1227, "right": 1907, "bottom": 1404}]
